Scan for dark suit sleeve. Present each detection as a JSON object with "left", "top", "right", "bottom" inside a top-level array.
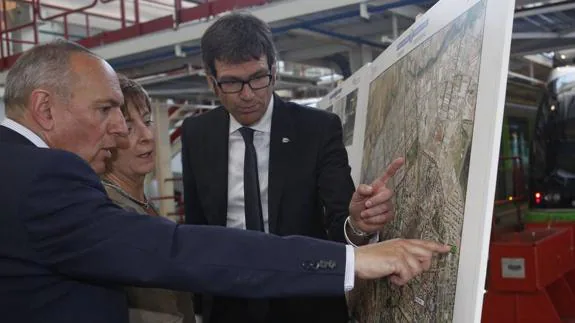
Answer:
[
  {"left": 180, "top": 118, "right": 207, "bottom": 314},
  {"left": 21, "top": 151, "right": 346, "bottom": 298},
  {"left": 317, "top": 113, "right": 356, "bottom": 243},
  {"left": 181, "top": 118, "right": 207, "bottom": 226}
]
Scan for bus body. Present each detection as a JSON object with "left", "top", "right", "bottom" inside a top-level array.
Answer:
[{"left": 528, "top": 66, "right": 575, "bottom": 217}]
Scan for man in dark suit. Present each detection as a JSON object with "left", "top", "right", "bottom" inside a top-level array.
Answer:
[
  {"left": 0, "top": 40, "right": 449, "bottom": 323},
  {"left": 181, "top": 13, "right": 406, "bottom": 323}
]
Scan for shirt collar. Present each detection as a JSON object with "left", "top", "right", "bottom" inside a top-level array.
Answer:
[
  {"left": 0, "top": 118, "right": 49, "bottom": 148},
  {"left": 229, "top": 95, "right": 274, "bottom": 135}
]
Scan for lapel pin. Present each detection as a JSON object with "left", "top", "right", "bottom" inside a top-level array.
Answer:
[{"left": 282, "top": 137, "right": 290, "bottom": 143}]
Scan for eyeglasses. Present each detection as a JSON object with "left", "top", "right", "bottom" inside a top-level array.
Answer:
[{"left": 213, "top": 74, "right": 273, "bottom": 94}]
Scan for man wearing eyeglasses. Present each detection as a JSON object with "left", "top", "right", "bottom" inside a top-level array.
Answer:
[{"left": 181, "top": 12, "right": 402, "bottom": 323}]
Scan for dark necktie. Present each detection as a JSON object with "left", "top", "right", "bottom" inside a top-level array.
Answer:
[{"left": 239, "top": 127, "right": 264, "bottom": 231}]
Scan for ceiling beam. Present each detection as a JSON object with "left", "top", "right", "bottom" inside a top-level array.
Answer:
[
  {"left": 515, "top": 1, "right": 575, "bottom": 18},
  {"left": 387, "top": 5, "right": 425, "bottom": 19},
  {"left": 508, "top": 71, "right": 545, "bottom": 85},
  {"left": 281, "top": 43, "right": 351, "bottom": 61},
  {"left": 117, "top": 57, "right": 192, "bottom": 78},
  {"left": 512, "top": 32, "right": 575, "bottom": 39},
  {"left": 283, "top": 29, "right": 353, "bottom": 46},
  {"left": 522, "top": 54, "right": 553, "bottom": 68},
  {"left": 511, "top": 40, "right": 575, "bottom": 56}
]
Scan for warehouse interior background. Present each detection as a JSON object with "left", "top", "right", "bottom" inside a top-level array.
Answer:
[{"left": 0, "top": 0, "right": 570, "bottom": 221}]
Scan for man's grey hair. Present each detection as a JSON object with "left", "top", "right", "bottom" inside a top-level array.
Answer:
[{"left": 4, "top": 39, "right": 96, "bottom": 117}]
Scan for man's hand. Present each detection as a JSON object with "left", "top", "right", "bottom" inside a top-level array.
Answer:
[
  {"left": 348, "top": 157, "right": 405, "bottom": 234},
  {"left": 354, "top": 239, "right": 450, "bottom": 285}
]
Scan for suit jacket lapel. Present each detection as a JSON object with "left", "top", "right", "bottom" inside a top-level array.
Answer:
[
  {"left": 268, "top": 95, "right": 295, "bottom": 234},
  {"left": 207, "top": 108, "right": 230, "bottom": 227}
]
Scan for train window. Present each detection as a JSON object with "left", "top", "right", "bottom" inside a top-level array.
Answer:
[{"left": 554, "top": 73, "right": 575, "bottom": 94}]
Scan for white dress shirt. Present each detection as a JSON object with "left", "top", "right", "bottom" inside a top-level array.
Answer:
[
  {"left": 226, "top": 97, "right": 355, "bottom": 291},
  {"left": 227, "top": 98, "right": 273, "bottom": 232},
  {"left": 1, "top": 118, "right": 49, "bottom": 148}
]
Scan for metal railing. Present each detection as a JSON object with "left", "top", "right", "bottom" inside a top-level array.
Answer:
[{"left": 0, "top": 0, "right": 268, "bottom": 70}]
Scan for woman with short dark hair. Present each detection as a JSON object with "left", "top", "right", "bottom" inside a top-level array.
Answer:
[{"left": 102, "top": 74, "right": 195, "bottom": 323}]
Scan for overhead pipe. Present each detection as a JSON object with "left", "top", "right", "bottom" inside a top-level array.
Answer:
[
  {"left": 112, "top": 0, "right": 432, "bottom": 70},
  {"left": 515, "top": 1, "right": 575, "bottom": 19},
  {"left": 112, "top": 46, "right": 200, "bottom": 70},
  {"left": 301, "top": 25, "right": 387, "bottom": 49},
  {"left": 508, "top": 70, "right": 545, "bottom": 86},
  {"left": 271, "top": 0, "right": 434, "bottom": 34}
]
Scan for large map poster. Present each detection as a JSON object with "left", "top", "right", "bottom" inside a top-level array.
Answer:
[
  {"left": 347, "top": 0, "right": 515, "bottom": 322},
  {"left": 326, "top": 88, "right": 357, "bottom": 146}
]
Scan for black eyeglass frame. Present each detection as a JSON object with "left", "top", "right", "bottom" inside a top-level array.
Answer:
[{"left": 211, "top": 74, "right": 273, "bottom": 94}]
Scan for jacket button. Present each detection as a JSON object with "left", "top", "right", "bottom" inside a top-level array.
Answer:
[
  {"left": 315, "top": 260, "right": 336, "bottom": 270},
  {"left": 328, "top": 261, "right": 336, "bottom": 269},
  {"left": 301, "top": 261, "right": 318, "bottom": 271}
]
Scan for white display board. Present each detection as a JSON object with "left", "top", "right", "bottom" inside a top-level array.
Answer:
[
  {"left": 346, "top": 0, "right": 515, "bottom": 322},
  {"left": 317, "top": 63, "right": 370, "bottom": 186}
]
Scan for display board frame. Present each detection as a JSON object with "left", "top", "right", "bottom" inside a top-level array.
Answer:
[
  {"left": 317, "top": 63, "right": 370, "bottom": 186},
  {"left": 332, "top": 0, "right": 515, "bottom": 321}
]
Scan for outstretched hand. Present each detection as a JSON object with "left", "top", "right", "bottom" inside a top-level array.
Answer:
[
  {"left": 354, "top": 238, "right": 450, "bottom": 285},
  {"left": 348, "top": 157, "right": 405, "bottom": 234}
]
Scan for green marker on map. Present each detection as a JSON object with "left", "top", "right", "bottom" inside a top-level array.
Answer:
[{"left": 450, "top": 245, "right": 458, "bottom": 254}]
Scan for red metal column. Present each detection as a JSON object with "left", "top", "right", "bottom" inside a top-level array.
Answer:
[
  {"left": 63, "top": 15, "right": 68, "bottom": 39},
  {"left": 120, "top": 0, "right": 126, "bottom": 28},
  {"left": 134, "top": 0, "right": 140, "bottom": 25},
  {"left": 85, "top": 13, "right": 90, "bottom": 37},
  {"left": 3, "top": 0, "right": 10, "bottom": 56},
  {"left": 174, "top": 0, "right": 182, "bottom": 27}
]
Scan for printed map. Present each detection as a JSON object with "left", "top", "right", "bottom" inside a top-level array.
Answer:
[
  {"left": 327, "top": 89, "right": 358, "bottom": 146},
  {"left": 348, "top": 1, "right": 486, "bottom": 322}
]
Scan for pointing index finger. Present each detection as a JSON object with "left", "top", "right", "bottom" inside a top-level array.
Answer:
[
  {"left": 407, "top": 239, "right": 451, "bottom": 253},
  {"left": 372, "top": 157, "right": 405, "bottom": 190}
]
